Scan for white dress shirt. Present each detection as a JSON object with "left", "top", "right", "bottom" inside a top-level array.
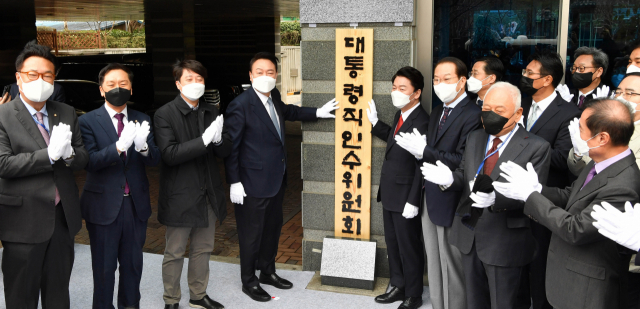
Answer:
[
  {"left": 400, "top": 102, "right": 420, "bottom": 122},
  {"left": 254, "top": 88, "right": 281, "bottom": 129},
  {"left": 440, "top": 92, "right": 468, "bottom": 122},
  {"left": 486, "top": 122, "right": 519, "bottom": 156},
  {"left": 578, "top": 88, "right": 595, "bottom": 98},
  {"left": 20, "top": 96, "right": 74, "bottom": 164},
  {"left": 104, "top": 104, "right": 148, "bottom": 156},
  {"left": 520, "top": 91, "right": 557, "bottom": 127}
]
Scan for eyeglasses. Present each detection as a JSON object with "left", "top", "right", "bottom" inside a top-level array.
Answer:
[
  {"left": 570, "top": 66, "right": 597, "bottom": 74},
  {"left": 18, "top": 71, "right": 55, "bottom": 83},
  {"left": 521, "top": 70, "right": 547, "bottom": 78},
  {"left": 433, "top": 77, "right": 459, "bottom": 85},
  {"left": 613, "top": 90, "right": 640, "bottom": 99}
]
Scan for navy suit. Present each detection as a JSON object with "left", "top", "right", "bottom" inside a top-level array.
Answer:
[{"left": 79, "top": 105, "right": 160, "bottom": 309}]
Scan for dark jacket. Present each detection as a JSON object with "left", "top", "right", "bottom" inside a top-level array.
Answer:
[
  {"left": 525, "top": 153, "right": 640, "bottom": 309},
  {"left": 224, "top": 87, "right": 317, "bottom": 198},
  {"left": 0, "top": 97, "right": 88, "bottom": 243},
  {"left": 568, "top": 82, "right": 610, "bottom": 110},
  {"left": 422, "top": 95, "right": 482, "bottom": 226},
  {"left": 372, "top": 105, "right": 430, "bottom": 212},
  {"left": 154, "top": 95, "right": 232, "bottom": 227},
  {"left": 79, "top": 105, "right": 160, "bottom": 225}
]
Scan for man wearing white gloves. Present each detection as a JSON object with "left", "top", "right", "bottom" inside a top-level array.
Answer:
[
  {"left": 224, "top": 52, "right": 338, "bottom": 302},
  {"left": 367, "top": 67, "right": 429, "bottom": 309},
  {"left": 556, "top": 47, "right": 611, "bottom": 110},
  {"left": 154, "top": 60, "right": 230, "bottom": 309},
  {"left": 78, "top": 63, "right": 161, "bottom": 309},
  {"left": 493, "top": 98, "right": 640, "bottom": 309},
  {"left": 422, "top": 82, "right": 551, "bottom": 308}
]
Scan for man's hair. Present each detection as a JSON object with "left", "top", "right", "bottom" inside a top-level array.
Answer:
[
  {"left": 249, "top": 52, "right": 279, "bottom": 72},
  {"left": 99, "top": 63, "right": 134, "bottom": 86},
  {"left": 583, "top": 98, "right": 634, "bottom": 147},
  {"left": 529, "top": 50, "right": 564, "bottom": 87},
  {"left": 392, "top": 66, "right": 425, "bottom": 94},
  {"left": 172, "top": 59, "right": 208, "bottom": 82},
  {"left": 436, "top": 57, "right": 467, "bottom": 79},
  {"left": 477, "top": 56, "right": 504, "bottom": 81},
  {"left": 15, "top": 40, "right": 57, "bottom": 72},
  {"left": 486, "top": 82, "right": 522, "bottom": 110},
  {"left": 574, "top": 46, "right": 609, "bottom": 75},
  {"left": 623, "top": 72, "right": 640, "bottom": 80}
]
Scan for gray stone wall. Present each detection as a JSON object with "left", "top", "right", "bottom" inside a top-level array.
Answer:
[
  {"left": 300, "top": 0, "right": 413, "bottom": 24},
  {"left": 300, "top": 21, "right": 415, "bottom": 277}
]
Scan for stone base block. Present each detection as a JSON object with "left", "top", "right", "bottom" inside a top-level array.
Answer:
[{"left": 320, "top": 236, "right": 376, "bottom": 290}]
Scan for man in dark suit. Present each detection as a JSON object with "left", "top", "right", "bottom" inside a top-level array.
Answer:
[
  {"left": 0, "top": 41, "right": 88, "bottom": 308},
  {"left": 154, "top": 60, "right": 230, "bottom": 309},
  {"left": 224, "top": 52, "right": 338, "bottom": 302},
  {"left": 79, "top": 63, "right": 160, "bottom": 309},
  {"left": 395, "top": 58, "right": 482, "bottom": 309},
  {"left": 518, "top": 50, "right": 582, "bottom": 309},
  {"left": 365, "top": 66, "right": 429, "bottom": 309},
  {"left": 421, "top": 82, "right": 551, "bottom": 308},
  {"left": 494, "top": 98, "right": 640, "bottom": 309},
  {"left": 556, "top": 47, "right": 611, "bottom": 110}
]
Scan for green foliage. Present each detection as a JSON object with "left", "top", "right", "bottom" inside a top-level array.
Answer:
[
  {"left": 280, "top": 21, "right": 301, "bottom": 46},
  {"left": 280, "top": 21, "right": 301, "bottom": 33},
  {"left": 106, "top": 36, "right": 146, "bottom": 48},
  {"left": 105, "top": 29, "right": 132, "bottom": 38},
  {"left": 37, "top": 26, "right": 55, "bottom": 31}
]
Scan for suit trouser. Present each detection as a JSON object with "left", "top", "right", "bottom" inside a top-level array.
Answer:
[
  {"left": 162, "top": 203, "right": 216, "bottom": 304},
  {"left": 86, "top": 196, "right": 147, "bottom": 309},
  {"left": 235, "top": 181, "right": 285, "bottom": 287},
  {"left": 517, "top": 222, "right": 552, "bottom": 309},
  {"left": 422, "top": 208, "right": 466, "bottom": 309},
  {"left": 2, "top": 204, "right": 74, "bottom": 309},
  {"left": 462, "top": 242, "right": 523, "bottom": 309},
  {"left": 383, "top": 208, "right": 424, "bottom": 297}
]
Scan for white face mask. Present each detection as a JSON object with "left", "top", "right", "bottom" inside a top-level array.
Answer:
[
  {"left": 467, "top": 75, "right": 491, "bottom": 94},
  {"left": 391, "top": 91, "right": 414, "bottom": 109},
  {"left": 578, "top": 133, "right": 602, "bottom": 157},
  {"left": 251, "top": 75, "right": 276, "bottom": 93},
  {"left": 19, "top": 75, "right": 54, "bottom": 103},
  {"left": 627, "top": 65, "right": 640, "bottom": 74},
  {"left": 179, "top": 82, "right": 205, "bottom": 101},
  {"left": 434, "top": 79, "right": 462, "bottom": 103}
]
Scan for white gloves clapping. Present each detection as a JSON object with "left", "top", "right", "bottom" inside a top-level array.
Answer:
[
  {"left": 402, "top": 203, "right": 419, "bottom": 219},
  {"left": 470, "top": 191, "right": 496, "bottom": 208},
  {"left": 396, "top": 128, "right": 427, "bottom": 159},
  {"left": 48, "top": 123, "right": 73, "bottom": 161},
  {"left": 316, "top": 98, "right": 340, "bottom": 119},
  {"left": 421, "top": 160, "right": 454, "bottom": 187},
  {"left": 568, "top": 117, "right": 589, "bottom": 157},
  {"left": 493, "top": 161, "right": 542, "bottom": 202},
  {"left": 366, "top": 100, "right": 378, "bottom": 126},
  {"left": 116, "top": 120, "right": 136, "bottom": 153},
  {"left": 230, "top": 182, "right": 247, "bottom": 205},
  {"left": 203, "top": 115, "right": 224, "bottom": 146},
  {"left": 556, "top": 84, "right": 574, "bottom": 102},
  {"left": 592, "top": 201, "right": 640, "bottom": 251},
  {"left": 594, "top": 85, "right": 611, "bottom": 99},
  {"left": 133, "top": 121, "right": 150, "bottom": 152}
]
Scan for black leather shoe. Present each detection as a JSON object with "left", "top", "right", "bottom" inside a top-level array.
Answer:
[
  {"left": 374, "top": 286, "right": 405, "bottom": 304},
  {"left": 259, "top": 272, "right": 293, "bottom": 289},
  {"left": 189, "top": 295, "right": 224, "bottom": 309},
  {"left": 242, "top": 285, "right": 272, "bottom": 302},
  {"left": 398, "top": 296, "right": 422, "bottom": 309},
  {"left": 164, "top": 304, "right": 179, "bottom": 309}
]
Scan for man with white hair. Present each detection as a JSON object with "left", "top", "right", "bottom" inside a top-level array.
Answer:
[{"left": 420, "top": 82, "right": 551, "bottom": 308}]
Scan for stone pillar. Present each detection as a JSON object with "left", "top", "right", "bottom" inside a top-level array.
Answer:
[{"left": 299, "top": 0, "right": 415, "bottom": 277}]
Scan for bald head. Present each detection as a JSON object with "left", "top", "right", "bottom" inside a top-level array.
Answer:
[
  {"left": 583, "top": 98, "right": 634, "bottom": 147},
  {"left": 485, "top": 82, "right": 522, "bottom": 113}
]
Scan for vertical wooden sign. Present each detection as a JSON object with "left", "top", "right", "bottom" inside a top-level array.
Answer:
[{"left": 334, "top": 29, "right": 373, "bottom": 240}]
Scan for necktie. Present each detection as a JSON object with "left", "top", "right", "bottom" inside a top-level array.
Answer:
[
  {"left": 394, "top": 115, "right": 404, "bottom": 135},
  {"left": 581, "top": 166, "right": 597, "bottom": 190},
  {"left": 578, "top": 95, "right": 585, "bottom": 109},
  {"left": 36, "top": 112, "right": 61, "bottom": 206},
  {"left": 267, "top": 97, "right": 282, "bottom": 141},
  {"left": 477, "top": 100, "right": 483, "bottom": 107},
  {"left": 437, "top": 107, "right": 452, "bottom": 135},
  {"left": 483, "top": 138, "right": 502, "bottom": 176},
  {"left": 114, "top": 113, "right": 130, "bottom": 194},
  {"left": 527, "top": 102, "right": 539, "bottom": 131}
]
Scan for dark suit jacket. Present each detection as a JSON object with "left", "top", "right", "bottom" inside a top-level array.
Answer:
[
  {"left": 422, "top": 95, "right": 482, "bottom": 226},
  {"left": 224, "top": 87, "right": 317, "bottom": 198},
  {"left": 10, "top": 82, "right": 66, "bottom": 103},
  {"left": 525, "top": 153, "right": 640, "bottom": 309},
  {"left": 78, "top": 105, "right": 160, "bottom": 225},
  {"left": 154, "top": 95, "right": 232, "bottom": 226},
  {"left": 522, "top": 95, "right": 581, "bottom": 188},
  {"left": 372, "top": 105, "right": 430, "bottom": 212},
  {"left": 448, "top": 126, "right": 551, "bottom": 267},
  {"left": 568, "top": 82, "right": 610, "bottom": 110},
  {"left": 0, "top": 97, "right": 88, "bottom": 243}
]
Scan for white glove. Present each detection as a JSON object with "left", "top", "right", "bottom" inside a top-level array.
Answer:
[
  {"left": 316, "top": 98, "right": 339, "bottom": 119},
  {"left": 395, "top": 128, "right": 427, "bottom": 159},
  {"left": 556, "top": 84, "right": 574, "bottom": 102},
  {"left": 48, "top": 124, "right": 67, "bottom": 161},
  {"left": 116, "top": 121, "right": 136, "bottom": 153},
  {"left": 470, "top": 191, "right": 496, "bottom": 208},
  {"left": 420, "top": 160, "right": 454, "bottom": 186},
  {"left": 230, "top": 182, "right": 247, "bottom": 205},
  {"left": 366, "top": 100, "right": 378, "bottom": 126},
  {"left": 594, "top": 85, "right": 611, "bottom": 99},
  {"left": 592, "top": 201, "right": 640, "bottom": 251},
  {"left": 59, "top": 124, "right": 74, "bottom": 159},
  {"left": 213, "top": 114, "right": 224, "bottom": 144},
  {"left": 202, "top": 115, "right": 223, "bottom": 146},
  {"left": 133, "top": 121, "right": 150, "bottom": 152},
  {"left": 568, "top": 117, "right": 589, "bottom": 157},
  {"left": 402, "top": 203, "right": 419, "bottom": 219},
  {"left": 492, "top": 161, "right": 542, "bottom": 202}
]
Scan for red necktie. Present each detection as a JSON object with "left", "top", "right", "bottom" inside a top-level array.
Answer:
[
  {"left": 394, "top": 116, "right": 404, "bottom": 135},
  {"left": 114, "top": 113, "right": 130, "bottom": 194},
  {"left": 483, "top": 138, "right": 502, "bottom": 176}
]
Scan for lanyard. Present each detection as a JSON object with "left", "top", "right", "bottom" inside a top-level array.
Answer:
[
  {"left": 33, "top": 116, "right": 49, "bottom": 135},
  {"left": 475, "top": 128, "right": 516, "bottom": 177}
]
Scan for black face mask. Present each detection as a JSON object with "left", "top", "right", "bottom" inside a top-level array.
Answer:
[
  {"left": 519, "top": 76, "right": 543, "bottom": 96},
  {"left": 104, "top": 87, "right": 131, "bottom": 107},
  {"left": 571, "top": 72, "right": 594, "bottom": 89},
  {"left": 481, "top": 110, "right": 515, "bottom": 135}
]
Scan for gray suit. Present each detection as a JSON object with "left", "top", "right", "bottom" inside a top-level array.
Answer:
[
  {"left": 448, "top": 125, "right": 551, "bottom": 308},
  {"left": 525, "top": 153, "right": 640, "bottom": 309}
]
